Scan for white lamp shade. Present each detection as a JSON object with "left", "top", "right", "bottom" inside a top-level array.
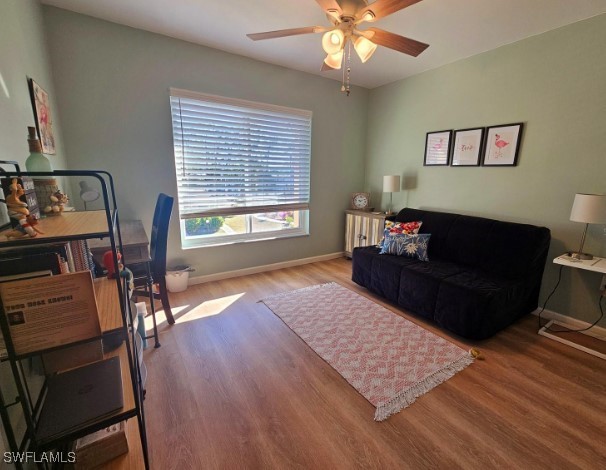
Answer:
[
  {"left": 354, "top": 36, "right": 378, "bottom": 63},
  {"left": 79, "top": 181, "right": 100, "bottom": 202},
  {"left": 570, "top": 193, "right": 606, "bottom": 223},
  {"left": 322, "top": 29, "right": 344, "bottom": 55},
  {"left": 324, "top": 50, "right": 343, "bottom": 70},
  {"left": 383, "top": 175, "right": 401, "bottom": 193}
]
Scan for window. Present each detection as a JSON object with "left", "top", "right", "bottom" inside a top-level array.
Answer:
[{"left": 170, "top": 89, "right": 311, "bottom": 248}]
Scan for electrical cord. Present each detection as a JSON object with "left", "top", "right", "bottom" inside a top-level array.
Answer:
[
  {"left": 537, "top": 265, "right": 563, "bottom": 330},
  {"left": 538, "top": 264, "right": 605, "bottom": 333}
]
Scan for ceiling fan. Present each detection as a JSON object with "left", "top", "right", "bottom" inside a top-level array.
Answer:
[{"left": 247, "top": 0, "right": 429, "bottom": 93}]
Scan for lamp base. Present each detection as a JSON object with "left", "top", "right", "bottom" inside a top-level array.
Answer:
[{"left": 570, "top": 252, "right": 593, "bottom": 260}]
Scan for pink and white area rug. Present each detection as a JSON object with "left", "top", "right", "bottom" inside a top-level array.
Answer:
[{"left": 261, "top": 282, "right": 473, "bottom": 421}]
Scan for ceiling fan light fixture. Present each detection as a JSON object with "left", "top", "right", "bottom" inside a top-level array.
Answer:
[
  {"left": 354, "top": 36, "right": 377, "bottom": 63},
  {"left": 324, "top": 50, "right": 344, "bottom": 70},
  {"left": 322, "top": 29, "right": 345, "bottom": 54}
]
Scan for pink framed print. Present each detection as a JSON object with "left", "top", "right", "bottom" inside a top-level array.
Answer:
[
  {"left": 451, "top": 127, "right": 485, "bottom": 166},
  {"left": 424, "top": 130, "right": 452, "bottom": 166},
  {"left": 482, "top": 123, "right": 523, "bottom": 166}
]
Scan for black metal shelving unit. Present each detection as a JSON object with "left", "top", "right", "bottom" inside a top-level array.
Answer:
[{"left": 0, "top": 170, "right": 149, "bottom": 469}]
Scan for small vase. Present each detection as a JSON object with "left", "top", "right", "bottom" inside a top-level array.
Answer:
[{"left": 25, "top": 126, "right": 52, "bottom": 172}]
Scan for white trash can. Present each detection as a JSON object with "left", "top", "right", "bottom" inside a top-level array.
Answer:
[{"left": 165, "top": 265, "right": 193, "bottom": 293}]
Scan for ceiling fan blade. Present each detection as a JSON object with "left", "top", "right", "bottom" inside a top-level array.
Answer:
[
  {"left": 247, "top": 26, "right": 325, "bottom": 41},
  {"left": 315, "top": 0, "right": 342, "bottom": 14},
  {"left": 321, "top": 61, "right": 336, "bottom": 72},
  {"left": 364, "top": 27, "right": 429, "bottom": 57},
  {"left": 359, "top": 0, "right": 422, "bottom": 22}
]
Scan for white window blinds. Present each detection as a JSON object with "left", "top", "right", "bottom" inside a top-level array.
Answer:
[{"left": 170, "top": 88, "right": 312, "bottom": 219}]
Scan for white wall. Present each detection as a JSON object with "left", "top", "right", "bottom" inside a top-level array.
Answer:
[{"left": 43, "top": 6, "right": 368, "bottom": 276}]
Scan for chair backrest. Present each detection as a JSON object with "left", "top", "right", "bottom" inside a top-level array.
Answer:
[{"left": 149, "top": 193, "right": 174, "bottom": 279}]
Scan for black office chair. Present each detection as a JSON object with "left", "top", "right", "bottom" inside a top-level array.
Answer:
[{"left": 127, "top": 193, "right": 175, "bottom": 348}]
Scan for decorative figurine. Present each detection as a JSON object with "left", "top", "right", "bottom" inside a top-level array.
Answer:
[
  {"left": 5, "top": 178, "right": 43, "bottom": 239},
  {"left": 102, "top": 249, "right": 134, "bottom": 290},
  {"left": 103, "top": 250, "right": 122, "bottom": 279},
  {"left": 44, "top": 189, "right": 69, "bottom": 215}
]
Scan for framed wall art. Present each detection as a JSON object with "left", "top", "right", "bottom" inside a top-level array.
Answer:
[
  {"left": 451, "top": 127, "right": 484, "bottom": 166},
  {"left": 482, "top": 123, "right": 523, "bottom": 166},
  {"left": 424, "top": 130, "right": 452, "bottom": 166},
  {"left": 28, "top": 78, "right": 56, "bottom": 155}
]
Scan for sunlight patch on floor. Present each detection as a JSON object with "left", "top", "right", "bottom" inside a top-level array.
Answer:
[
  {"left": 144, "top": 293, "right": 245, "bottom": 329},
  {"left": 175, "top": 293, "right": 245, "bottom": 324},
  {"left": 144, "top": 304, "right": 188, "bottom": 329}
]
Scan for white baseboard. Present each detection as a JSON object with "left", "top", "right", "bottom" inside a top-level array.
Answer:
[
  {"left": 532, "top": 307, "right": 606, "bottom": 340},
  {"left": 188, "top": 252, "right": 345, "bottom": 285}
]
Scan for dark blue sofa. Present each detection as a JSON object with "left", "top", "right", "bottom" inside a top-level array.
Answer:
[{"left": 352, "top": 208, "right": 551, "bottom": 339}]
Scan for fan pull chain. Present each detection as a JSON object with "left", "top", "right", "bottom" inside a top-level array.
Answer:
[{"left": 341, "top": 41, "right": 352, "bottom": 97}]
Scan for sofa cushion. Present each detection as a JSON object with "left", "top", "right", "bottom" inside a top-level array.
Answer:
[
  {"left": 379, "top": 233, "right": 431, "bottom": 261},
  {"left": 481, "top": 222, "right": 551, "bottom": 279},
  {"left": 441, "top": 216, "right": 495, "bottom": 267},
  {"left": 397, "top": 259, "right": 463, "bottom": 320},
  {"left": 434, "top": 270, "right": 526, "bottom": 339},
  {"left": 351, "top": 246, "right": 380, "bottom": 288},
  {"left": 369, "top": 253, "right": 419, "bottom": 303}
]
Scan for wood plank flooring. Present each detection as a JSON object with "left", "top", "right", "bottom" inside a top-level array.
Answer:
[{"left": 142, "top": 258, "right": 606, "bottom": 469}]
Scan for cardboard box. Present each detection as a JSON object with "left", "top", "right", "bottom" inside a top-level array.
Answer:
[{"left": 73, "top": 421, "right": 128, "bottom": 469}]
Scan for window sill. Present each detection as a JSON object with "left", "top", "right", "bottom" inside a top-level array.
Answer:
[{"left": 181, "top": 229, "right": 309, "bottom": 250}]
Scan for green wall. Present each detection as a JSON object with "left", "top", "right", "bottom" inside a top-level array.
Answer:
[
  {"left": 42, "top": 7, "right": 368, "bottom": 277},
  {"left": 0, "top": 0, "right": 67, "bottom": 170},
  {"left": 41, "top": 6, "right": 606, "bottom": 325},
  {"left": 0, "top": 0, "right": 67, "bottom": 455},
  {"left": 366, "top": 14, "right": 606, "bottom": 325}
]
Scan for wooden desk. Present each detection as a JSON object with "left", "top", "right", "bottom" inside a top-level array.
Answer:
[{"left": 89, "top": 220, "right": 149, "bottom": 266}]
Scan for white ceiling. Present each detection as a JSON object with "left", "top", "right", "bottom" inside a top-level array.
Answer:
[{"left": 41, "top": 0, "right": 606, "bottom": 89}]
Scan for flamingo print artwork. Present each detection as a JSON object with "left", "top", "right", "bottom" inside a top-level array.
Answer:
[
  {"left": 494, "top": 134, "right": 509, "bottom": 158},
  {"left": 425, "top": 131, "right": 452, "bottom": 165},
  {"left": 432, "top": 138, "right": 444, "bottom": 152}
]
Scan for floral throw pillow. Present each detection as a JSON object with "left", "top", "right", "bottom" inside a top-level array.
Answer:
[
  {"left": 379, "top": 233, "right": 431, "bottom": 261},
  {"left": 385, "top": 220, "right": 422, "bottom": 235},
  {"left": 378, "top": 221, "right": 422, "bottom": 248}
]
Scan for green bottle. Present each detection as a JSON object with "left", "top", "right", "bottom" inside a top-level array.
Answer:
[{"left": 25, "top": 126, "right": 52, "bottom": 172}]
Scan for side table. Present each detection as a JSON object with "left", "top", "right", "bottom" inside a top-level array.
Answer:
[
  {"left": 538, "top": 254, "right": 606, "bottom": 360},
  {"left": 344, "top": 210, "right": 391, "bottom": 258}
]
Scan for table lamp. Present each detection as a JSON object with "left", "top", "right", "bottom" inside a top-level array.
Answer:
[
  {"left": 79, "top": 180, "right": 100, "bottom": 211},
  {"left": 383, "top": 175, "right": 401, "bottom": 215},
  {"left": 569, "top": 193, "right": 606, "bottom": 260}
]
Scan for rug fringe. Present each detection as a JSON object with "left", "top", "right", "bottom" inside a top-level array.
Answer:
[{"left": 374, "top": 354, "right": 474, "bottom": 422}]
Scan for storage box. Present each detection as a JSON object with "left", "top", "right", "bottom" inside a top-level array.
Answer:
[{"left": 73, "top": 421, "right": 128, "bottom": 469}]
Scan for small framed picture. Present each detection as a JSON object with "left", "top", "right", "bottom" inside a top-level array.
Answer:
[
  {"left": 424, "top": 130, "right": 452, "bottom": 166},
  {"left": 28, "top": 78, "right": 56, "bottom": 155},
  {"left": 451, "top": 128, "right": 484, "bottom": 166},
  {"left": 482, "top": 123, "right": 523, "bottom": 166}
]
